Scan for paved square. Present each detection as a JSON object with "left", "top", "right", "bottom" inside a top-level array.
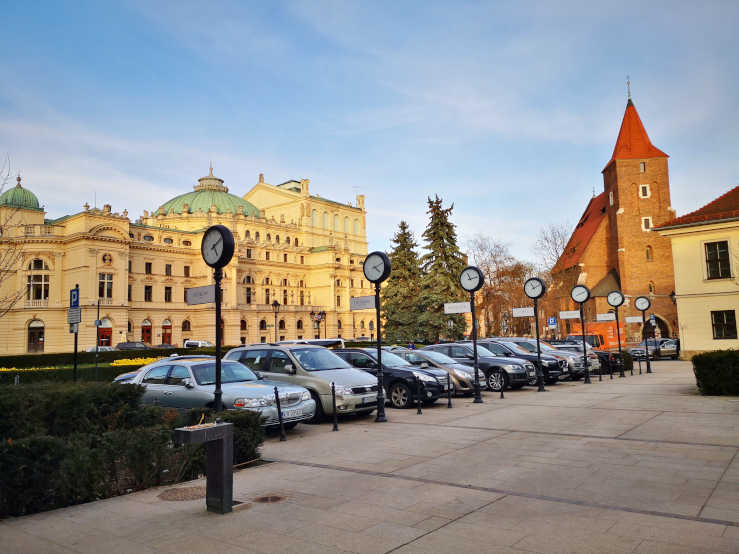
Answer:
[{"left": 2, "top": 361, "right": 738, "bottom": 553}]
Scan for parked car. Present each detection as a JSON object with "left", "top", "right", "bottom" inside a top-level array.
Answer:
[
  {"left": 565, "top": 334, "right": 605, "bottom": 348},
  {"left": 395, "top": 350, "right": 477, "bottom": 395},
  {"left": 113, "top": 355, "right": 315, "bottom": 430},
  {"left": 278, "top": 339, "right": 345, "bottom": 349},
  {"left": 183, "top": 340, "right": 213, "bottom": 348},
  {"left": 423, "top": 343, "right": 534, "bottom": 391},
  {"left": 547, "top": 342, "right": 608, "bottom": 374},
  {"left": 153, "top": 343, "right": 177, "bottom": 350},
  {"left": 224, "top": 344, "right": 378, "bottom": 422},
  {"left": 115, "top": 341, "right": 148, "bottom": 351},
  {"left": 334, "top": 348, "right": 449, "bottom": 408},
  {"left": 629, "top": 338, "right": 677, "bottom": 360},
  {"left": 86, "top": 346, "right": 114, "bottom": 352},
  {"left": 478, "top": 339, "right": 565, "bottom": 385},
  {"left": 495, "top": 337, "right": 580, "bottom": 380}
]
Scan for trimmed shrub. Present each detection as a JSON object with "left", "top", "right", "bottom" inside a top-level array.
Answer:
[
  {"left": 620, "top": 351, "right": 633, "bottom": 373},
  {"left": 182, "top": 408, "right": 264, "bottom": 464},
  {"left": 0, "top": 365, "right": 131, "bottom": 385},
  {"left": 692, "top": 350, "right": 739, "bottom": 395}
]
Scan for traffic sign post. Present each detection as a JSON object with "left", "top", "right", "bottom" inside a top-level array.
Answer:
[{"left": 69, "top": 284, "right": 80, "bottom": 382}]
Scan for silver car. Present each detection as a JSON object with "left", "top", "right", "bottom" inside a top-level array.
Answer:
[{"left": 114, "top": 355, "right": 316, "bottom": 429}]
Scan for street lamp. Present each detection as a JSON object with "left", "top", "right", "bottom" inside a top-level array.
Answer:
[
  {"left": 310, "top": 310, "right": 326, "bottom": 338},
  {"left": 272, "top": 300, "right": 280, "bottom": 343}
]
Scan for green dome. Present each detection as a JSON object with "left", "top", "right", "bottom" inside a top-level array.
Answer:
[
  {"left": 157, "top": 169, "right": 259, "bottom": 216},
  {"left": 0, "top": 177, "right": 41, "bottom": 210}
]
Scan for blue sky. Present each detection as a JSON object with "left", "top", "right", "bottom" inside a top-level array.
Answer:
[{"left": 2, "top": 1, "right": 737, "bottom": 262}]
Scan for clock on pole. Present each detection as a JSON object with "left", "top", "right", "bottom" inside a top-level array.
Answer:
[
  {"left": 570, "top": 284, "right": 592, "bottom": 383},
  {"left": 524, "top": 277, "right": 547, "bottom": 392},
  {"left": 607, "top": 290, "right": 626, "bottom": 378},
  {"left": 363, "top": 251, "right": 391, "bottom": 422}
]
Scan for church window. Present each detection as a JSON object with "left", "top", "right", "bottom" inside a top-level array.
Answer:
[
  {"left": 705, "top": 241, "right": 731, "bottom": 280},
  {"left": 639, "top": 184, "right": 651, "bottom": 198},
  {"left": 645, "top": 245, "right": 653, "bottom": 261},
  {"left": 641, "top": 217, "right": 652, "bottom": 231},
  {"left": 640, "top": 162, "right": 646, "bottom": 173},
  {"left": 609, "top": 191, "right": 614, "bottom": 206}
]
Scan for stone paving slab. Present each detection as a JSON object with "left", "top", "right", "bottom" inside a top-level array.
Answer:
[{"left": 2, "top": 360, "right": 738, "bottom": 553}]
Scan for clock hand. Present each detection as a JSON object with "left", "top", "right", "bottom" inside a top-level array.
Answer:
[
  {"left": 373, "top": 263, "right": 383, "bottom": 273},
  {"left": 467, "top": 274, "right": 473, "bottom": 281},
  {"left": 211, "top": 237, "right": 222, "bottom": 252}
]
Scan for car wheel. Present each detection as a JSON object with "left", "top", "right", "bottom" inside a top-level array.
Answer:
[
  {"left": 389, "top": 382, "right": 412, "bottom": 409},
  {"left": 308, "top": 392, "right": 325, "bottom": 424},
  {"left": 487, "top": 370, "right": 507, "bottom": 392},
  {"left": 528, "top": 373, "right": 538, "bottom": 386}
]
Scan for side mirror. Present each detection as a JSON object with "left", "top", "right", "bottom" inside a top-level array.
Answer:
[
  {"left": 183, "top": 379, "right": 194, "bottom": 389},
  {"left": 285, "top": 365, "right": 296, "bottom": 374},
  {"left": 419, "top": 362, "right": 429, "bottom": 369},
  {"left": 254, "top": 371, "right": 264, "bottom": 380}
]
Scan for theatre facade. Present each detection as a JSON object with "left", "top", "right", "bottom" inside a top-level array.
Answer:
[{"left": 0, "top": 169, "right": 374, "bottom": 354}]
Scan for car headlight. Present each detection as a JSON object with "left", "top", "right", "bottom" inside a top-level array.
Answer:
[
  {"left": 301, "top": 390, "right": 311, "bottom": 401},
  {"left": 502, "top": 364, "right": 520, "bottom": 372},
  {"left": 334, "top": 384, "right": 354, "bottom": 396},
  {"left": 545, "top": 360, "right": 557, "bottom": 366},
  {"left": 412, "top": 372, "right": 436, "bottom": 383},
  {"left": 453, "top": 369, "right": 472, "bottom": 379},
  {"left": 233, "top": 397, "right": 271, "bottom": 408}
]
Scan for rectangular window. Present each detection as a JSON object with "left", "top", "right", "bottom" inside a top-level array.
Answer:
[
  {"left": 164, "top": 286, "right": 172, "bottom": 303},
  {"left": 98, "top": 273, "right": 113, "bottom": 298},
  {"left": 246, "top": 287, "right": 252, "bottom": 304},
  {"left": 705, "top": 241, "right": 731, "bottom": 279},
  {"left": 165, "top": 264, "right": 172, "bottom": 276},
  {"left": 145, "top": 262, "right": 152, "bottom": 275},
  {"left": 641, "top": 217, "right": 652, "bottom": 231},
  {"left": 351, "top": 279, "right": 354, "bottom": 287},
  {"left": 640, "top": 162, "right": 646, "bottom": 173},
  {"left": 265, "top": 289, "right": 270, "bottom": 304},
  {"left": 128, "top": 284, "right": 132, "bottom": 301},
  {"left": 336, "top": 295, "right": 341, "bottom": 307},
  {"left": 639, "top": 184, "right": 650, "bottom": 198},
  {"left": 144, "top": 285, "right": 152, "bottom": 302},
  {"left": 283, "top": 253, "right": 288, "bottom": 263},
  {"left": 711, "top": 310, "right": 737, "bottom": 339},
  {"left": 300, "top": 256, "right": 304, "bottom": 264},
  {"left": 246, "top": 248, "right": 252, "bottom": 259},
  {"left": 266, "top": 251, "right": 270, "bottom": 261},
  {"left": 283, "top": 290, "right": 288, "bottom": 305},
  {"left": 128, "top": 260, "right": 132, "bottom": 272},
  {"left": 609, "top": 191, "right": 614, "bottom": 206},
  {"left": 184, "top": 265, "right": 190, "bottom": 277}
]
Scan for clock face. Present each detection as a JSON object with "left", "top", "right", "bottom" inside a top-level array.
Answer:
[
  {"left": 634, "top": 296, "right": 651, "bottom": 311},
  {"left": 363, "top": 251, "right": 391, "bottom": 283},
  {"left": 607, "top": 291, "right": 624, "bottom": 308},
  {"left": 201, "top": 225, "right": 235, "bottom": 268},
  {"left": 460, "top": 266, "right": 483, "bottom": 292},
  {"left": 571, "top": 285, "right": 590, "bottom": 303},
  {"left": 524, "top": 277, "right": 545, "bottom": 299}
]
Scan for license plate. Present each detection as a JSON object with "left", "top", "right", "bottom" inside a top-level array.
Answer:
[
  {"left": 528, "top": 371, "right": 536, "bottom": 376},
  {"left": 362, "top": 395, "right": 375, "bottom": 404},
  {"left": 281, "top": 408, "right": 301, "bottom": 418}
]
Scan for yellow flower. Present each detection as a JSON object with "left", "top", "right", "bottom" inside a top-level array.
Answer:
[{"left": 110, "top": 357, "right": 162, "bottom": 367}]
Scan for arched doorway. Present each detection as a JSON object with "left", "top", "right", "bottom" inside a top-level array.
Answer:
[
  {"left": 141, "top": 319, "right": 152, "bottom": 344},
  {"left": 161, "top": 319, "right": 172, "bottom": 345},
  {"left": 28, "top": 320, "right": 44, "bottom": 353},
  {"left": 641, "top": 314, "right": 670, "bottom": 340},
  {"left": 98, "top": 318, "right": 113, "bottom": 346}
]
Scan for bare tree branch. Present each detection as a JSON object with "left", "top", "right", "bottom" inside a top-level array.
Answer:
[{"left": 533, "top": 221, "right": 571, "bottom": 273}]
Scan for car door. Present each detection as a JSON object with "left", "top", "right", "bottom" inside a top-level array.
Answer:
[
  {"left": 482, "top": 342, "right": 508, "bottom": 357},
  {"left": 261, "top": 350, "right": 294, "bottom": 384},
  {"left": 449, "top": 345, "right": 474, "bottom": 366},
  {"left": 164, "top": 365, "right": 208, "bottom": 409},
  {"left": 234, "top": 349, "right": 270, "bottom": 375},
  {"left": 348, "top": 352, "right": 379, "bottom": 376},
  {"left": 139, "top": 365, "right": 170, "bottom": 405}
]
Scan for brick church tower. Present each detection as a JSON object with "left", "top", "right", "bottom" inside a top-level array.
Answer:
[{"left": 551, "top": 96, "right": 678, "bottom": 342}]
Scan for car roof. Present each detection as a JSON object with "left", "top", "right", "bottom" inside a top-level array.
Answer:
[{"left": 232, "top": 343, "right": 325, "bottom": 351}]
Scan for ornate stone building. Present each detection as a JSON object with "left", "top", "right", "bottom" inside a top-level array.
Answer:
[
  {"left": 550, "top": 97, "right": 678, "bottom": 342},
  {"left": 0, "top": 168, "right": 374, "bottom": 354}
]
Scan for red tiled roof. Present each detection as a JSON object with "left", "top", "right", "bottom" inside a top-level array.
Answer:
[
  {"left": 552, "top": 192, "right": 607, "bottom": 273},
  {"left": 603, "top": 99, "right": 668, "bottom": 172},
  {"left": 657, "top": 186, "right": 739, "bottom": 229}
]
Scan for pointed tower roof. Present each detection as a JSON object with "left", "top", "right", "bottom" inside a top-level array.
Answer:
[{"left": 603, "top": 99, "right": 668, "bottom": 172}]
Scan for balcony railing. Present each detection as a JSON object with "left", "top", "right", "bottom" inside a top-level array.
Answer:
[
  {"left": 98, "top": 297, "right": 113, "bottom": 305},
  {"left": 25, "top": 299, "right": 49, "bottom": 308}
]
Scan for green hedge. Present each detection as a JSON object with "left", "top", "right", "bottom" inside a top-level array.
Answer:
[
  {"left": 0, "top": 365, "right": 132, "bottom": 385},
  {"left": 692, "top": 350, "right": 739, "bottom": 395},
  {"left": 0, "top": 384, "right": 264, "bottom": 516},
  {"left": 620, "top": 351, "right": 633, "bottom": 372}
]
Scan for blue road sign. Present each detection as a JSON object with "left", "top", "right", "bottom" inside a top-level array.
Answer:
[
  {"left": 70, "top": 288, "right": 79, "bottom": 308},
  {"left": 547, "top": 316, "right": 557, "bottom": 327}
]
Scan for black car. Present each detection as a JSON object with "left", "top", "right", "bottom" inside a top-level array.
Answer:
[
  {"left": 497, "top": 337, "right": 582, "bottom": 380},
  {"left": 334, "top": 348, "right": 449, "bottom": 409},
  {"left": 478, "top": 339, "right": 564, "bottom": 385},
  {"left": 115, "top": 341, "right": 148, "bottom": 351},
  {"left": 422, "top": 343, "right": 534, "bottom": 391}
]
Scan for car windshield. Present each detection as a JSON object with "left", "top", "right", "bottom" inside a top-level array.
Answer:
[
  {"left": 500, "top": 342, "right": 529, "bottom": 355},
  {"left": 639, "top": 340, "right": 660, "bottom": 347},
  {"left": 538, "top": 342, "right": 558, "bottom": 351},
  {"left": 475, "top": 345, "right": 495, "bottom": 357},
  {"left": 419, "top": 350, "right": 456, "bottom": 364},
  {"left": 291, "top": 348, "right": 352, "bottom": 371},
  {"left": 363, "top": 349, "right": 411, "bottom": 367},
  {"left": 191, "top": 361, "right": 257, "bottom": 385},
  {"left": 511, "top": 341, "right": 537, "bottom": 353}
]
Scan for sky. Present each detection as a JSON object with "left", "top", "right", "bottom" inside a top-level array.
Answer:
[{"left": 1, "top": 1, "right": 738, "bottom": 263}]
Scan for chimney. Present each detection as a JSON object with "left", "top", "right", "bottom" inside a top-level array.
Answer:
[
  {"left": 259, "top": 173, "right": 264, "bottom": 183},
  {"left": 300, "top": 179, "right": 310, "bottom": 196}
]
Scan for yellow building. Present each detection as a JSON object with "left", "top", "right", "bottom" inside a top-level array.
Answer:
[
  {"left": 657, "top": 186, "right": 739, "bottom": 357},
  {"left": 0, "top": 169, "right": 376, "bottom": 354}
]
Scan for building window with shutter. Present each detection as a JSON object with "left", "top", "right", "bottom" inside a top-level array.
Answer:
[
  {"left": 705, "top": 241, "right": 731, "bottom": 279},
  {"left": 711, "top": 310, "right": 737, "bottom": 339}
]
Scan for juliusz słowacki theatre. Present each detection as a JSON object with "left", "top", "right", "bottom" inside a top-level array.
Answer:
[{"left": 0, "top": 168, "right": 375, "bottom": 354}]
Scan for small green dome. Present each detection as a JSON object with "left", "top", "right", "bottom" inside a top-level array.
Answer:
[
  {"left": 0, "top": 177, "right": 41, "bottom": 210},
  {"left": 157, "top": 168, "right": 259, "bottom": 216}
]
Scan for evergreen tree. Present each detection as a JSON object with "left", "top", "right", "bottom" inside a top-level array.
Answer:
[
  {"left": 418, "top": 196, "right": 467, "bottom": 342},
  {"left": 382, "top": 221, "right": 423, "bottom": 343}
]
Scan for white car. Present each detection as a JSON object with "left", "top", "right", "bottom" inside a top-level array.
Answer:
[
  {"left": 86, "top": 346, "right": 115, "bottom": 352},
  {"left": 183, "top": 340, "right": 214, "bottom": 348}
]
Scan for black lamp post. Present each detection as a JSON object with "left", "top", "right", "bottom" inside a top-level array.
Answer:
[
  {"left": 272, "top": 300, "right": 280, "bottom": 342},
  {"left": 310, "top": 310, "right": 326, "bottom": 338}
]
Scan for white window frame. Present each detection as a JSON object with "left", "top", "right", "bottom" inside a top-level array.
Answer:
[
  {"left": 640, "top": 161, "right": 646, "bottom": 173},
  {"left": 639, "top": 184, "right": 651, "bottom": 198},
  {"left": 641, "top": 217, "right": 653, "bottom": 231},
  {"left": 609, "top": 191, "right": 614, "bottom": 206}
]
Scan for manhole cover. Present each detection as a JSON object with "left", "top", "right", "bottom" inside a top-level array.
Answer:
[
  {"left": 158, "top": 486, "right": 206, "bottom": 501},
  {"left": 254, "top": 495, "right": 285, "bottom": 503}
]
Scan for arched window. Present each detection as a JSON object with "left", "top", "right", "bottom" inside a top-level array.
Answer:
[
  {"left": 27, "top": 319, "right": 44, "bottom": 353},
  {"left": 337, "top": 320, "right": 342, "bottom": 329},
  {"left": 353, "top": 219, "right": 359, "bottom": 235},
  {"left": 182, "top": 320, "right": 191, "bottom": 332},
  {"left": 333, "top": 214, "right": 339, "bottom": 230},
  {"left": 143, "top": 235, "right": 154, "bottom": 241},
  {"left": 240, "top": 319, "right": 247, "bottom": 331},
  {"left": 369, "top": 321, "right": 374, "bottom": 331},
  {"left": 275, "top": 235, "right": 280, "bottom": 244},
  {"left": 255, "top": 231, "right": 260, "bottom": 241},
  {"left": 279, "top": 319, "right": 285, "bottom": 330},
  {"left": 344, "top": 217, "right": 349, "bottom": 233},
  {"left": 294, "top": 238, "right": 298, "bottom": 247},
  {"left": 243, "top": 275, "right": 252, "bottom": 284},
  {"left": 245, "top": 230, "right": 251, "bottom": 239},
  {"left": 648, "top": 282, "right": 656, "bottom": 294},
  {"left": 259, "top": 319, "right": 267, "bottom": 330},
  {"left": 183, "top": 240, "right": 192, "bottom": 246},
  {"left": 266, "top": 233, "right": 271, "bottom": 242},
  {"left": 360, "top": 320, "right": 365, "bottom": 329},
  {"left": 161, "top": 319, "right": 172, "bottom": 345},
  {"left": 285, "top": 236, "right": 290, "bottom": 245},
  {"left": 311, "top": 210, "right": 317, "bottom": 227},
  {"left": 163, "top": 237, "right": 173, "bottom": 244},
  {"left": 141, "top": 319, "right": 152, "bottom": 344},
  {"left": 297, "top": 320, "right": 303, "bottom": 330},
  {"left": 322, "top": 212, "right": 328, "bottom": 229},
  {"left": 646, "top": 245, "right": 653, "bottom": 261},
  {"left": 97, "top": 317, "right": 113, "bottom": 346}
]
